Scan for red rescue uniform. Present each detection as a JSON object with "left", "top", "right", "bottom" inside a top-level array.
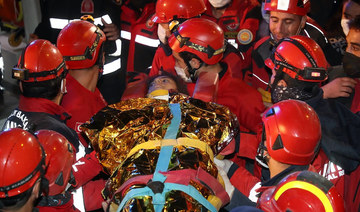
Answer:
[{"left": 61, "top": 74, "right": 107, "bottom": 147}]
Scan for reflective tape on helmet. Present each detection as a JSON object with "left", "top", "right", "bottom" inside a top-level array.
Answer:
[
  {"left": 121, "top": 30, "right": 160, "bottom": 48},
  {"left": 274, "top": 180, "right": 334, "bottom": 212},
  {"left": 103, "top": 57, "right": 121, "bottom": 75},
  {"left": 277, "top": 0, "right": 290, "bottom": 11}
]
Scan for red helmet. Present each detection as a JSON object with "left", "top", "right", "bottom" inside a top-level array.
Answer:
[
  {"left": 12, "top": 39, "right": 66, "bottom": 82},
  {"left": 259, "top": 171, "right": 345, "bottom": 212},
  {"left": 57, "top": 20, "right": 106, "bottom": 70},
  {"left": 264, "top": 0, "right": 311, "bottom": 16},
  {"left": 152, "top": 0, "right": 206, "bottom": 23},
  {"left": 265, "top": 35, "right": 328, "bottom": 82},
  {"left": 35, "top": 130, "right": 75, "bottom": 196},
  {"left": 168, "top": 18, "right": 225, "bottom": 65},
  {"left": 262, "top": 99, "right": 321, "bottom": 165},
  {"left": 0, "top": 128, "right": 45, "bottom": 198}
]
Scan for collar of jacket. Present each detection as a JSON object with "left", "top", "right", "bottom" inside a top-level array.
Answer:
[{"left": 18, "top": 95, "right": 71, "bottom": 121}]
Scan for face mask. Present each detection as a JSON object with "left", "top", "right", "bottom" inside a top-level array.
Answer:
[
  {"left": 271, "top": 85, "right": 313, "bottom": 103},
  {"left": 341, "top": 18, "right": 350, "bottom": 36},
  {"left": 157, "top": 24, "right": 167, "bottom": 44},
  {"left": 174, "top": 65, "right": 192, "bottom": 83},
  {"left": 343, "top": 52, "right": 360, "bottom": 78},
  {"left": 209, "top": 0, "right": 231, "bottom": 8},
  {"left": 261, "top": 2, "right": 270, "bottom": 23}
]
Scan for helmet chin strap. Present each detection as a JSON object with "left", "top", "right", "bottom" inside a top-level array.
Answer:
[{"left": 184, "top": 59, "right": 205, "bottom": 83}]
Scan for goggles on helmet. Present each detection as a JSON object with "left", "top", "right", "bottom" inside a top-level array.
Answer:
[
  {"left": 271, "top": 37, "right": 328, "bottom": 82},
  {"left": 12, "top": 61, "right": 67, "bottom": 81},
  {"left": 80, "top": 14, "right": 95, "bottom": 23},
  {"left": 63, "top": 27, "right": 104, "bottom": 62},
  {"left": 273, "top": 58, "right": 327, "bottom": 81},
  {"left": 173, "top": 30, "right": 226, "bottom": 59}
]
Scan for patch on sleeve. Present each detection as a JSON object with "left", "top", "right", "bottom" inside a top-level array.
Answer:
[{"left": 237, "top": 29, "right": 253, "bottom": 45}]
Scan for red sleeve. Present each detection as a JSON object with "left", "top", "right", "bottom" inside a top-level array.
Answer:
[
  {"left": 72, "top": 151, "right": 103, "bottom": 188},
  {"left": 83, "top": 179, "right": 107, "bottom": 211},
  {"left": 149, "top": 47, "right": 164, "bottom": 77},
  {"left": 217, "top": 76, "right": 265, "bottom": 132},
  {"left": 229, "top": 165, "right": 261, "bottom": 197}
]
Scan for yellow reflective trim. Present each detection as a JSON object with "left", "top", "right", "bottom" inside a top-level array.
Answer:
[
  {"left": 125, "top": 138, "right": 214, "bottom": 162},
  {"left": 274, "top": 181, "right": 333, "bottom": 212},
  {"left": 207, "top": 195, "right": 222, "bottom": 211}
]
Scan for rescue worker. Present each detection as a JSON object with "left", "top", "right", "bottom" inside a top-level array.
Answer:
[
  {"left": 31, "top": 0, "right": 124, "bottom": 104},
  {"left": 1, "top": 39, "right": 80, "bottom": 151},
  {"left": 258, "top": 170, "right": 345, "bottom": 212},
  {"left": 168, "top": 18, "right": 265, "bottom": 133},
  {"left": 34, "top": 130, "right": 77, "bottom": 212},
  {"left": 226, "top": 100, "right": 322, "bottom": 209},
  {"left": 345, "top": 16, "right": 360, "bottom": 114},
  {"left": 0, "top": 39, "right": 104, "bottom": 212},
  {"left": 149, "top": 0, "right": 247, "bottom": 85},
  {"left": 56, "top": 20, "right": 108, "bottom": 212},
  {"left": 148, "top": 0, "right": 207, "bottom": 80},
  {"left": 201, "top": 0, "right": 260, "bottom": 51},
  {"left": 57, "top": 20, "right": 107, "bottom": 149},
  {"left": 119, "top": 0, "right": 159, "bottom": 73},
  {"left": 0, "top": 128, "right": 46, "bottom": 212},
  {"left": 338, "top": 15, "right": 360, "bottom": 212},
  {"left": 265, "top": 35, "right": 360, "bottom": 197},
  {"left": 248, "top": 0, "right": 350, "bottom": 103}
]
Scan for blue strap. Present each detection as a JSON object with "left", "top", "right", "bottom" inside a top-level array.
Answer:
[
  {"left": 164, "top": 183, "right": 217, "bottom": 212},
  {"left": 116, "top": 182, "right": 217, "bottom": 212},
  {"left": 116, "top": 187, "right": 154, "bottom": 212},
  {"left": 117, "top": 103, "right": 215, "bottom": 211},
  {"left": 154, "top": 103, "right": 181, "bottom": 175},
  {"left": 164, "top": 103, "right": 181, "bottom": 140}
]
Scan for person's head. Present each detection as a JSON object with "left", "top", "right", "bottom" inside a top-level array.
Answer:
[
  {"left": 341, "top": 0, "right": 360, "bottom": 36},
  {"left": 168, "top": 18, "right": 226, "bottom": 81},
  {"left": 12, "top": 39, "right": 67, "bottom": 100},
  {"left": 265, "top": 35, "right": 328, "bottom": 103},
  {"left": 0, "top": 128, "right": 46, "bottom": 211},
  {"left": 258, "top": 170, "right": 345, "bottom": 212},
  {"left": 346, "top": 15, "right": 360, "bottom": 57},
  {"left": 57, "top": 20, "right": 106, "bottom": 71},
  {"left": 343, "top": 15, "right": 360, "bottom": 78},
  {"left": 35, "top": 130, "right": 75, "bottom": 196},
  {"left": 152, "top": 0, "right": 206, "bottom": 44},
  {"left": 256, "top": 100, "right": 321, "bottom": 175},
  {"left": 264, "top": 0, "right": 310, "bottom": 41},
  {"left": 147, "top": 72, "right": 189, "bottom": 95}
]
